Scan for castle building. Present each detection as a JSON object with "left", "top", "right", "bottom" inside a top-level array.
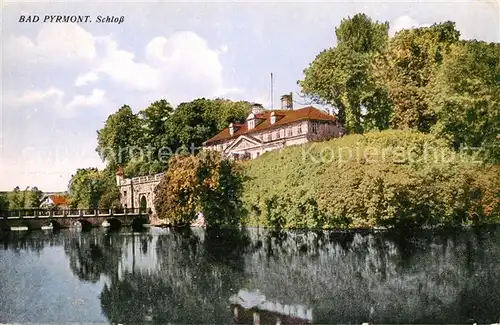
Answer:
[
  {"left": 115, "top": 168, "right": 163, "bottom": 214},
  {"left": 203, "top": 93, "right": 343, "bottom": 159},
  {"left": 115, "top": 94, "right": 343, "bottom": 215}
]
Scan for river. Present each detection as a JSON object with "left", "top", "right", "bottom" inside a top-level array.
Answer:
[{"left": 0, "top": 226, "right": 499, "bottom": 324}]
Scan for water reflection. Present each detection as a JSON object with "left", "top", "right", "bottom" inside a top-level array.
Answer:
[{"left": 1, "top": 226, "right": 499, "bottom": 324}]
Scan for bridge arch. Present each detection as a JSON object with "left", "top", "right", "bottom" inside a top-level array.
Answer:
[
  {"left": 75, "top": 219, "right": 92, "bottom": 231},
  {"left": 46, "top": 219, "right": 61, "bottom": 230},
  {"left": 107, "top": 218, "right": 122, "bottom": 230}
]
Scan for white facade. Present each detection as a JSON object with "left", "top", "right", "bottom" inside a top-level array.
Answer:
[{"left": 204, "top": 109, "right": 343, "bottom": 160}]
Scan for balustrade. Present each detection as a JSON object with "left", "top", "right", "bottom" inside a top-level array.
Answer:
[{"left": 1, "top": 207, "right": 147, "bottom": 219}]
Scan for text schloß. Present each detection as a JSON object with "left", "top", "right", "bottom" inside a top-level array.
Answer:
[
  {"left": 18, "top": 15, "right": 125, "bottom": 24},
  {"left": 96, "top": 15, "right": 125, "bottom": 24}
]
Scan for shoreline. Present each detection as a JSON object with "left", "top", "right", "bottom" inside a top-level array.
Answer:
[{"left": 148, "top": 219, "right": 500, "bottom": 232}]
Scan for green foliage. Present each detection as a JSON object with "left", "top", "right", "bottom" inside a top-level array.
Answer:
[
  {"left": 197, "top": 151, "right": 244, "bottom": 227},
  {"left": 154, "top": 155, "right": 201, "bottom": 225},
  {"left": 376, "top": 21, "right": 460, "bottom": 132},
  {"left": 165, "top": 98, "right": 251, "bottom": 149},
  {"left": 300, "top": 15, "right": 497, "bottom": 163},
  {"left": 96, "top": 105, "right": 141, "bottom": 168},
  {"left": 335, "top": 13, "right": 389, "bottom": 53},
  {"left": 428, "top": 40, "right": 500, "bottom": 163},
  {"left": 68, "top": 168, "right": 120, "bottom": 209},
  {"left": 241, "top": 131, "right": 499, "bottom": 229},
  {"left": 25, "top": 186, "right": 43, "bottom": 208},
  {"left": 96, "top": 98, "right": 251, "bottom": 178},
  {"left": 299, "top": 13, "right": 392, "bottom": 133},
  {"left": 154, "top": 151, "right": 243, "bottom": 227},
  {"left": 7, "top": 186, "right": 25, "bottom": 209},
  {"left": 2, "top": 186, "right": 43, "bottom": 209},
  {"left": 0, "top": 193, "right": 8, "bottom": 210}
]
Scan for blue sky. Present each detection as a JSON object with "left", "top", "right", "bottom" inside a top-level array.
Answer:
[{"left": 1, "top": 0, "right": 499, "bottom": 192}]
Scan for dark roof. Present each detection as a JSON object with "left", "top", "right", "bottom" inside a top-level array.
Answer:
[{"left": 204, "top": 106, "right": 337, "bottom": 145}]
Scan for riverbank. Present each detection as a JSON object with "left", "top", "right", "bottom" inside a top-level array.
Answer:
[
  {"left": 240, "top": 130, "right": 500, "bottom": 230},
  {"left": 149, "top": 213, "right": 206, "bottom": 228}
]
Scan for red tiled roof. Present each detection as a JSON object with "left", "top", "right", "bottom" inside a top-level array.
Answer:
[
  {"left": 204, "top": 106, "right": 337, "bottom": 145},
  {"left": 50, "top": 195, "right": 68, "bottom": 206}
]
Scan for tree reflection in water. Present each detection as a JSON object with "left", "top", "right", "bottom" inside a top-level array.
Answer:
[
  {"left": 4, "top": 226, "right": 498, "bottom": 324},
  {"left": 100, "top": 227, "right": 252, "bottom": 324}
]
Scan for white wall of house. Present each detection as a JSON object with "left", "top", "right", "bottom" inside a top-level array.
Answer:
[{"left": 205, "top": 119, "right": 341, "bottom": 160}]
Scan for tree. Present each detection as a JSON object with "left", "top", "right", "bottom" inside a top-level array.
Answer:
[
  {"left": 7, "top": 186, "right": 24, "bottom": 209},
  {"left": 96, "top": 105, "right": 141, "bottom": 169},
  {"left": 428, "top": 40, "right": 500, "bottom": 163},
  {"left": 68, "top": 168, "right": 109, "bottom": 209},
  {"left": 298, "top": 13, "right": 392, "bottom": 133},
  {"left": 136, "top": 99, "right": 175, "bottom": 169},
  {"left": 197, "top": 151, "right": 244, "bottom": 227},
  {"left": 25, "top": 186, "right": 43, "bottom": 208},
  {"left": 154, "top": 155, "right": 202, "bottom": 225},
  {"left": 0, "top": 193, "right": 9, "bottom": 211},
  {"left": 154, "top": 151, "right": 243, "bottom": 227},
  {"left": 376, "top": 21, "right": 460, "bottom": 132},
  {"left": 98, "top": 167, "right": 122, "bottom": 209}
]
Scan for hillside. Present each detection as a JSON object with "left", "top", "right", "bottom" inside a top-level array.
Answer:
[{"left": 240, "top": 130, "right": 499, "bottom": 229}]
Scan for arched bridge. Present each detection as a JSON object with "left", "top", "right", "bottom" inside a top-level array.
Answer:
[{"left": 0, "top": 208, "right": 149, "bottom": 231}]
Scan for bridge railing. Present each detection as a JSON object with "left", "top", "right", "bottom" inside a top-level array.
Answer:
[{"left": 2, "top": 207, "right": 148, "bottom": 219}]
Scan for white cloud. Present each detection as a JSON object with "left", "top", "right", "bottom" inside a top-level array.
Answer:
[
  {"left": 77, "top": 31, "right": 241, "bottom": 103},
  {"left": 18, "top": 87, "right": 64, "bottom": 105},
  {"left": 4, "top": 23, "right": 96, "bottom": 65},
  {"left": 390, "top": 15, "right": 431, "bottom": 36},
  {"left": 12, "top": 87, "right": 107, "bottom": 119},
  {"left": 92, "top": 37, "right": 161, "bottom": 91},
  {"left": 67, "top": 89, "right": 107, "bottom": 110},
  {"left": 143, "top": 31, "right": 240, "bottom": 102},
  {"left": 75, "top": 72, "right": 99, "bottom": 86}
]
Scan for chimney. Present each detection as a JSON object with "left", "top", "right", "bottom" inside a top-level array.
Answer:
[
  {"left": 247, "top": 113, "right": 256, "bottom": 130},
  {"left": 280, "top": 93, "right": 293, "bottom": 110},
  {"left": 229, "top": 123, "right": 235, "bottom": 135},
  {"left": 116, "top": 167, "right": 124, "bottom": 185},
  {"left": 270, "top": 111, "right": 277, "bottom": 124}
]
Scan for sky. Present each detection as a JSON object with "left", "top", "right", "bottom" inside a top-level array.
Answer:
[{"left": 1, "top": 0, "right": 499, "bottom": 192}]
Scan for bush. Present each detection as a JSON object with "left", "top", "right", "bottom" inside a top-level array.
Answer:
[
  {"left": 241, "top": 130, "right": 499, "bottom": 229},
  {"left": 154, "top": 151, "right": 243, "bottom": 227}
]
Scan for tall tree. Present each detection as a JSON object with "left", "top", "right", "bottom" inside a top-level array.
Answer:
[
  {"left": 376, "top": 21, "right": 460, "bottom": 132},
  {"left": 68, "top": 168, "right": 108, "bottom": 209},
  {"left": 25, "top": 186, "right": 43, "bottom": 208},
  {"left": 164, "top": 98, "right": 251, "bottom": 151},
  {"left": 137, "top": 99, "right": 174, "bottom": 152},
  {"left": 7, "top": 186, "right": 24, "bottom": 209},
  {"left": 299, "top": 13, "right": 392, "bottom": 133},
  {"left": 96, "top": 105, "right": 141, "bottom": 169},
  {"left": 0, "top": 193, "right": 9, "bottom": 211},
  {"left": 428, "top": 40, "right": 500, "bottom": 162},
  {"left": 154, "top": 151, "right": 243, "bottom": 227}
]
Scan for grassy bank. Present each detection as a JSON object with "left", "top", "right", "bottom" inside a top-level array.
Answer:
[{"left": 240, "top": 130, "right": 499, "bottom": 229}]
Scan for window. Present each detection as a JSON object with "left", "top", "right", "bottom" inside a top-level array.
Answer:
[
  {"left": 259, "top": 134, "right": 263, "bottom": 141},
  {"left": 123, "top": 191, "right": 127, "bottom": 198},
  {"left": 298, "top": 124, "right": 302, "bottom": 134},
  {"left": 287, "top": 128, "right": 293, "bottom": 137},
  {"left": 312, "top": 122, "right": 318, "bottom": 134},
  {"left": 276, "top": 130, "right": 280, "bottom": 139},
  {"left": 267, "top": 133, "right": 271, "bottom": 141},
  {"left": 248, "top": 119, "right": 255, "bottom": 129}
]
